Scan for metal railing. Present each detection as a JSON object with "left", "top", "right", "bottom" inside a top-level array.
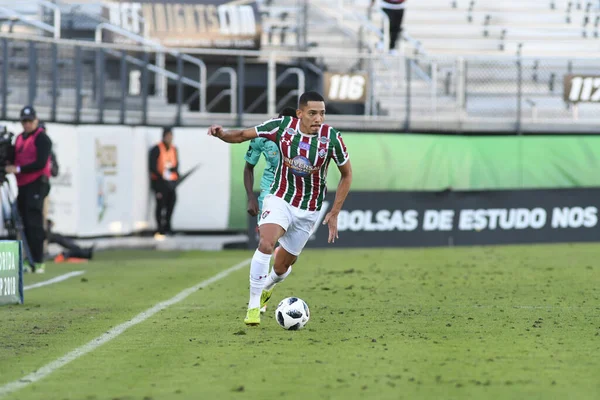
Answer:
[
  {"left": 1, "top": 33, "right": 600, "bottom": 133},
  {"left": 0, "top": 0, "right": 60, "bottom": 39}
]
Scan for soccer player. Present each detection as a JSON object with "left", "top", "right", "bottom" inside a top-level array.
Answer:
[
  {"left": 244, "top": 107, "right": 296, "bottom": 313},
  {"left": 208, "top": 91, "right": 353, "bottom": 326}
]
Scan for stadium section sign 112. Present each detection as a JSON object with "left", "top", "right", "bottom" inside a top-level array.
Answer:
[
  {"left": 102, "top": 0, "right": 262, "bottom": 49},
  {"left": 248, "top": 189, "right": 600, "bottom": 248},
  {"left": 563, "top": 75, "right": 600, "bottom": 103}
]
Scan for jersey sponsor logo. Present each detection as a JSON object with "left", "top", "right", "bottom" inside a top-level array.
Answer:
[
  {"left": 281, "top": 129, "right": 295, "bottom": 146},
  {"left": 284, "top": 155, "right": 317, "bottom": 177},
  {"left": 261, "top": 210, "right": 270, "bottom": 220},
  {"left": 299, "top": 142, "right": 311, "bottom": 151},
  {"left": 318, "top": 136, "right": 330, "bottom": 144}
]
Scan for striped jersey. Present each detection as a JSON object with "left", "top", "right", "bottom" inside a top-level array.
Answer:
[{"left": 254, "top": 116, "right": 349, "bottom": 211}]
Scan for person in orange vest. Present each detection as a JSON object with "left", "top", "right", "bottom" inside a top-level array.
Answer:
[{"left": 149, "top": 127, "right": 179, "bottom": 238}]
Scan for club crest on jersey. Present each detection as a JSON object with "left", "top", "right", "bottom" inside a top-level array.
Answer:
[
  {"left": 284, "top": 155, "right": 316, "bottom": 177},
  {"left": 318, "top": 136, "right": 330, "bottom": 144},
  {"left": 299, "top": 142, "right": 311, "bottom": 151},
  {"left": 318, "top": 148, "right": 327, "bottom": 158}
]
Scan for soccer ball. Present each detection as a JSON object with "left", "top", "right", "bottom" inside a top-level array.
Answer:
[{"left": 275, "top": 297, "right": 310, "bottom": 330}]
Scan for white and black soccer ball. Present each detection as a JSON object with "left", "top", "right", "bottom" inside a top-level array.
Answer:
[{"left": 275, "top": 297, "right": 310, "bottom": 330}]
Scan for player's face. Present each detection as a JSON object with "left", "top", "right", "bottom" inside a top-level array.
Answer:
[{"left": 298, "top": 101, "right": 325, "bottom": 134}]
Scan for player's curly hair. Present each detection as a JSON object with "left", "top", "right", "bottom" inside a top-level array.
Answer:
[{"left": 278, "top": 107, "right": 297, "bottom": 118}]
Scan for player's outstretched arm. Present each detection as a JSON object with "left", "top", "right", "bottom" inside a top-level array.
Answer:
[
  {"left": 323, "top": 160, "right": 353, "bottom": 243},
  {"left": 207, "top": 125, "right": 258, "bottom": 143}
]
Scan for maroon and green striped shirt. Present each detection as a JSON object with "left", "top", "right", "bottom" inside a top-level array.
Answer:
[{"left": 254, "top": 116, "right": 349, "bottom": 211}]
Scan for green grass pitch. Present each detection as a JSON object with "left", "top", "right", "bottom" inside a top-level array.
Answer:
[{"left": 0, "top": 245, "right": 599, "bottom": 399}]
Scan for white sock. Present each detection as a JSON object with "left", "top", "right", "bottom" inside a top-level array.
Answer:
[
  {"left": 248, "top": 249, "right": 271, "bottom": 309},
  {"left": 263, "top": 266, "right": 292, "bottom": 291}
]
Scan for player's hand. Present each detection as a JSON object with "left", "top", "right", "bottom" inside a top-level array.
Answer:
[
  {"left": 207, "top": 125, "right": 223, "bottom": 138},
  {"left": 4, "top": 165, "right": 17, "bottom": 174},
  {"left": 322, "top": 211, "right": 339, "bottom": 244},
  {"left": 247, "top": 197, "right": 259, "bottom": 217}
]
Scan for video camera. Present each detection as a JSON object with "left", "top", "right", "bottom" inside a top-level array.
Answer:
[{"left": 0, "top": 125, "right": 14, "bottom": 182}]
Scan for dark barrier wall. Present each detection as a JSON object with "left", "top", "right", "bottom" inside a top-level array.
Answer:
[{"left": 248, "top": 189, "right": 600, "bottom": 248}]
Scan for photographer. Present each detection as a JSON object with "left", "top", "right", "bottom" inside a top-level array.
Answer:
[{"left": 5, "top": 106, "right": 52, "bottom": 273}]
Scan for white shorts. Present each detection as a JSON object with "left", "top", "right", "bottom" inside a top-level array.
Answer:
[{"left": 258, "top": 194, "right": 320, "bottom": 256}]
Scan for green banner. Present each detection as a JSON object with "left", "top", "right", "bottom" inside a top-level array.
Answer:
[
  {"left": 0, "top": 241, "right": 23, "bottom": 305},
  {"left": 228, "top": 134, "right": 600, "bottom": 230}
]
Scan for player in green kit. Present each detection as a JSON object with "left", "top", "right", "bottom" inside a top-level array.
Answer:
[
  {"left": 208, "top": 92, "right": 353, "bottom": 326},
  {"left": 244, "top": 107, "right": 297, "bottom": 221}
]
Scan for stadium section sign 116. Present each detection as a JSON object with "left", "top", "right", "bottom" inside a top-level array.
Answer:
[
  {"left": 248, "top": 189, "right": 600, "bottom": 248},
  {"left": 323, "top": 72, "right": 369, "bottom": 104},
  {"left": 101, "top": 0, "right": 262, "bottom": 49},
  {"left": 563, "top": 75, "right": 600, "bottom": 103}
]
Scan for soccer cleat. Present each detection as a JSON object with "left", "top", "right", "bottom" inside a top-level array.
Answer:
[
  {"left": 244, "top": 307, "right": 261, "bottom": 326},
  {"left": 260, "top": 288, "right": 274, "bottom": 313},
  {"left": 34, "top": 263, "right": 46, "bottom": 274}
]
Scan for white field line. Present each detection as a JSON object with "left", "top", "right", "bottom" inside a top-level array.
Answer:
[
  {"left": 23, "top": 271, "right": 86, "bottom": 291},
  {"left": 0, "top": 258, "right": 252, "bottom": 397}
]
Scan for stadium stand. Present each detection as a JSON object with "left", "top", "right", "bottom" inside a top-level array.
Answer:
[
  {"left": 307, "top": 0, "right": 600, "bottom": 127},
  {"left": 0, "top": 0, "right": 599, "bottom": 132}
]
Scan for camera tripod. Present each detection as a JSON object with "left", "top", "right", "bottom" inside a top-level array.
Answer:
[{"left": 0, "top": 177, "right": 35, "bottom": 269}]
